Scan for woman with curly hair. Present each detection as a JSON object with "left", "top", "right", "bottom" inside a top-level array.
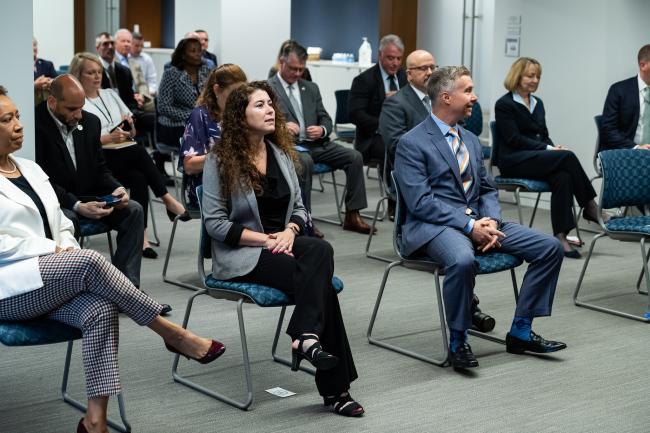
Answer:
[{"left": 201, "top": 81, "right": 363, "bottom": 417}]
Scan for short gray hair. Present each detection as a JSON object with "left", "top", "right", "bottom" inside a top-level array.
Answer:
[
  {"left": 379, "top": 34, "right": 404, "bottom": 53},
  {"left": 427, "top": 66, "right": 471, "bottom": 104},
  {"left": 114, "top": 28, "right": 132, "bottom": 40}
]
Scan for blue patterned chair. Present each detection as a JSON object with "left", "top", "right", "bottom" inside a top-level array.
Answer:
[
  {"left": 0, "top": 318, "right": 131, "bottom": 432},
  {"left": 79, "top": 219, "right": 114, "bottom": 258},
  {"left": 367, "top": 173, "right": 523, "bottom": 366},
  {"left": 170, "top": 186, "right": 345, "bottom": 410},
  {"left": 574, "top": 149, "right": 650, "bottom": 322},
  {"left": 489, "top": 121, "right": 582, "bottom": 242}
]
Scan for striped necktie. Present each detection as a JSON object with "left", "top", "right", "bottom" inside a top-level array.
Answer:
[{"left": 449, "top": 127, "right": 473, "bottom": 194}]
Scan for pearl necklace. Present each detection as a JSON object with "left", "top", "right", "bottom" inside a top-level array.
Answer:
[{"left": 0, "top": 159, "right": 17, "bottom": 174}]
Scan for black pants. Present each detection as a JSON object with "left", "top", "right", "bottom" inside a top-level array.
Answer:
[
  {"left": 501, "top": 150, "right": 596, "bottom": 235},
  {"left": 104, "top": 145, "right": 168, "bottom": 228},
  {"left": 229, "top": 237, "right": 358, "bottom": 397},
  {"left": 156, "top": 123, "right": 185, "bottom": 149}
]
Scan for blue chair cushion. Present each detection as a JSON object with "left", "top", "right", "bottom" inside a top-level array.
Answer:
[
  {"left": 204, "top": 275, "right": 344, "bottom": 307},
  {"left": 313, "top": 163, "right": 334, "bottom": 175},
  {"left": 79, "top": 219, "right": 111, "bottom": 237},
  {"left": 605, "top": 215, "right": 650, "bottom": 235},
  {"left": 494, "top": 176, "right": 551, "bottom": 192},
  {"left": 476, "top": 252, "right": 523, "bottom": 275},
  {"left": 0, "top": 319, "right": 81, "bottom": 346}
]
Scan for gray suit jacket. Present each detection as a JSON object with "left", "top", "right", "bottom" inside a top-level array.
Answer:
[
  {"left": 268, "top": 75, "right": 333, "bottom": 145},
  {"left": 202, "top": 142, "right": 308, "bottom": 280},
  {"left": 379, "top": 84, "right": 430, "bottom": 165},
  {"left": 394, "top": 116, "right": 501, "bottom": 256}
]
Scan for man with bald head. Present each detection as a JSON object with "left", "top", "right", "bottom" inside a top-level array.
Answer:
[
  {"left": 380, "top": 49, "right": 436, "bottom": 168},
  {"left": 34, "top": 74, "right": 146, "bottom": 289}
]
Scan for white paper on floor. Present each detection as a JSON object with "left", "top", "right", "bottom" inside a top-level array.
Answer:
[{"left": 265, "top": 387, "right": 296, "bottom": 398}]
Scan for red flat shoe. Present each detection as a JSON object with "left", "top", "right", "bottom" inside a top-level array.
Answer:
[
  {"left": 165, "top": 340, "right": 225, "bottom": 364},
  {"left": 77, "top": 418, "right": 88, "bottom": 433}
]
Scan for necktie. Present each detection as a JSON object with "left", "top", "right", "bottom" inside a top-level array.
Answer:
[
  {"left": 288, "top": 84, "right": 306, "bottom": 140},
  {"left": 449, "top": 127, "right": 473, "bottom": 194},
  {"left": 423, "top": 95, "right": 432, "bottom": 112},
  {"left": 107, "top": 63, "right": 117, "bottom": 89},
  {"left": 642, "top": 87, "right": 650, "bottom": 145},
  {"left": 388, "top": 75, "right": 397, "bottom": 92}
]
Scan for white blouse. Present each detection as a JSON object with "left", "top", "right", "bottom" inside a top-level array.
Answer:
[{"left": 83, "top": 88, "right": 132, "bottom": 136}]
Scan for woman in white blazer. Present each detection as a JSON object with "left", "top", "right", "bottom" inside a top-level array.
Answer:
[
  {"left": 0, "top": 86, "right": 224, "bottom": 433},
  {"left": 202, "top": 81, "right": 363, "bottom": 417}
]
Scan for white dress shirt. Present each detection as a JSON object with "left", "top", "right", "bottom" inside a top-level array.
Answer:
[{"left": 634, "top": 74, "right": 649, "bottom": 145}]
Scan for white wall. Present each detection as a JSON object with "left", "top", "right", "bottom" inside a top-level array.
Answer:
[
  {"left": 33, "top": 0, "right": 74, "bottom": 68},
  {"left": 1, "top": 1, "right": 36, "bottom": 159},
  {"left": 174, "top": 0, "right": 221, "bottom": 55}
]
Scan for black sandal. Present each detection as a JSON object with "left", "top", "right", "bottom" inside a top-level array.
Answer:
[
  {"left": 324, "top": 393, "right": 365, "bottom": 417},
  {"left": 291, "top": 334, "right": 339, "bottom": 371}
]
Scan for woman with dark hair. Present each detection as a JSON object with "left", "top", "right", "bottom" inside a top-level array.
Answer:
[
  {"left": 495, "top": 57, "right": 605, "bottom": 258},
  {"left": 157, "top": 38, "right": 211, "bottom": 150},
  {"left": 202, "top": 81, "right": 363, "bottom": 417},
  {"left": 180, "top": 63, "right": 247, "bottom": 208},
  {"left": 0, "top": 85, "right": 224, "bottom": 433}
]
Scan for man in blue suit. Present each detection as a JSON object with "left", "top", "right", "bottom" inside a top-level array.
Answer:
[
  {"left": 394, "top": 66, "right": 566, "bottom": 369},
  {"left": 600, "top": 44, "right": 650, "bottom": 151}
]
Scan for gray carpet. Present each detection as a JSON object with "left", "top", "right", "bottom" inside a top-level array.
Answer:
[{"left": 1, "top": 174, "right": 648, "bottom": 433}]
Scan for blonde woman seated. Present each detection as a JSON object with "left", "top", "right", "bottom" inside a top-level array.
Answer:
[
  {"left": 69, "top": 52, "right": 189, "bottom": 258},
  {"left": 202, "top": 81, "right": 363, "bottom": 417},
  {"left": 0, "top": 85, "right": 224, "bottom": 433}
]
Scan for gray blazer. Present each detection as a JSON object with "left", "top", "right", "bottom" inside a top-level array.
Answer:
[
  {"left": 379, "top": 84, "right": 430, "bottom": 165},
  {"left": 268, "top": 75, "right": 333, "bottom": 145},
  {"left": 202, "top": 142, "right": 308, "bottom": 280}
]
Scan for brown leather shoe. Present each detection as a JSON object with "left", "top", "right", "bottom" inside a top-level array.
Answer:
[
  {"left": 343, "top": 210, "right": 376, "bottom": 234},
  {"left": 312, "top": 224, "right": 325, "bottom": 239}
]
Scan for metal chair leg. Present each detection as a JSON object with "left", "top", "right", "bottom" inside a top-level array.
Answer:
[
  {"left": 514, "top": 188, "right": 524, "bottom": 226},
  {"left": 271, "top": 306, "right": 316, "bottom": 375},
  {"left": 365, "top": 196, "right": 392, "bottom": 263},
  {"left": 367, "top": 261, "right": 449, "bottom": 366},
  {"left": 312, "top": 172, "right": 344, "bottom": 226},
  {"left": 573, "top": 232, "right": 650, "bottom": 322},
  {"left": 61, "top": 341, "right": 131, "bottom": 432},
  {"left": 171, "top": 292, "right": 254, "bottom": 410},
  {"left": 529, "top": 192, "right": 542, "bottom": 227},
  {"left": 162, "top": 216, "right": 201, "bottom": 291}
]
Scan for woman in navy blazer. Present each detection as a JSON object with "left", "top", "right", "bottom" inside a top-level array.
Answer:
[
  {"left": 494, "top": 57, "right": 600, "bottom": 258},
  {"left": 202, "top": 81, "right": 363, "bottom": 417}
]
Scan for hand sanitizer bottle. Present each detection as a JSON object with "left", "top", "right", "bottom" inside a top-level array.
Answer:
[{"left": 358, "top": 37, "right": 372, "bottom": 67}]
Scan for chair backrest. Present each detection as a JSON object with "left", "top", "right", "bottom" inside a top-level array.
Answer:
[
  {"left": 334, "top": 89, "right": 351, "bottom": 125},
  {"left": 599, "top": 149, "right": 650, "bottom": 209},
  {"left": 390, "top": 171, "right": 408, "bottom": 259},
  {"left": 593, "top": 115, "right": 603, "bottom": 176},
  {"left": 195, "top": 185, "right": 213, "bottom": 262},
  {"left": 463, "top": 100, "right": 483, "bottom": 136},
  {"left": 488, "top": 120, "right": 499, "bottom": 172}
]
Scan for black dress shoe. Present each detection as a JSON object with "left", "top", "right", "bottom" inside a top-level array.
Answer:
[
  {"left": 142, "top": 247, "right": 158, "bottom": 259},
  {"left": 506, "top": 331, "right": 567, "bottom": 354},
  {"left": 563, "top": 249, "right": 581, "bottom": 259},
  {"left": 450, "top": 342, "right": 479, "bottom": 369},
  {"left": 160, "top": 304, "right": 173, "bottom": 316},
  {"left": 471, "top": 303, "right": 496, "bottom": 333},
  {"left": 166, "top": 209, "right": 191, "bottom": 222}
]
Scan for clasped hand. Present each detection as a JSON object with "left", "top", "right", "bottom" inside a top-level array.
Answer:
[
  {"left": 470, "top": 217, "right": 505, "bottom": 252},
  {"left": 264, "top": 228, "right": 295, "bottom": 256}
]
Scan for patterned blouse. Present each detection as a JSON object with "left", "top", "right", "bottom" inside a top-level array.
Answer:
[
  {"left": 157, "top": 63, "right": 210, "bottom": 128},
  {"left": 180, "top": 105, "right": 221, "bottom": 208}
]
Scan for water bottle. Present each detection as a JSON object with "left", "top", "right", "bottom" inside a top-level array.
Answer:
[{"left": 358, "top": 37, "right": 372, "bottom": 67}]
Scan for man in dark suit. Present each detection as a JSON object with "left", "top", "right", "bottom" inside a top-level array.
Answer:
[
  {"left": 600, "top": 44, "right": 650, "bottom": 151},
  {"left": 196, "top": 29, "right": 218, "bottom": 66},
  {"left": 394, "top": 66, "right": 566, "bottom": 369},
  {"left": 96, "top": 32, "right": 154, "bottom": 135},
  {"left": 268, "top": 42, "right": 372, "bottom": 235},
  {"left": 35, "top": 75, "right": 145, "bottom": 289},
  {"left": 349, "top": 34, "right": 407, "bottom": 164},
  {"left": 33, "top": 38, "right": 57, "bottom": 80}
]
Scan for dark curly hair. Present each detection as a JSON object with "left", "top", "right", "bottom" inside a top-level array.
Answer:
[
  {"left": 170, "top": 37, "right": 202, "bottom": 70},
  {"left": 196, "top": 63, "right": 247, "bottom": 121},
  {"left": 214, "top": 80, "right": 298, "bottom": 197}
]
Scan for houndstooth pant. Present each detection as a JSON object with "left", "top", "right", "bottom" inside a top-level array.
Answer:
[{"left": 0, "top": 249, "right": 162, "bottom": 398}]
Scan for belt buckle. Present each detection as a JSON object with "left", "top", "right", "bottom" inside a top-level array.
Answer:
[{"left": 465, "top": 208, "right": 472, "bottom": 216}]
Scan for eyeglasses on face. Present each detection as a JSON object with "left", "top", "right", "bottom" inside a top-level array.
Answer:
[{"left": 408, "top": 64, "right": 437, "bottom": 72}]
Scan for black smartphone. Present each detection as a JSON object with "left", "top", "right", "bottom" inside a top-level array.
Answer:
[
  {"left": 109, "top": 119, "right": 131, "bottom": 133},
  {"left": 96, "top": 194, "right": 123, "bottom": 208}
]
